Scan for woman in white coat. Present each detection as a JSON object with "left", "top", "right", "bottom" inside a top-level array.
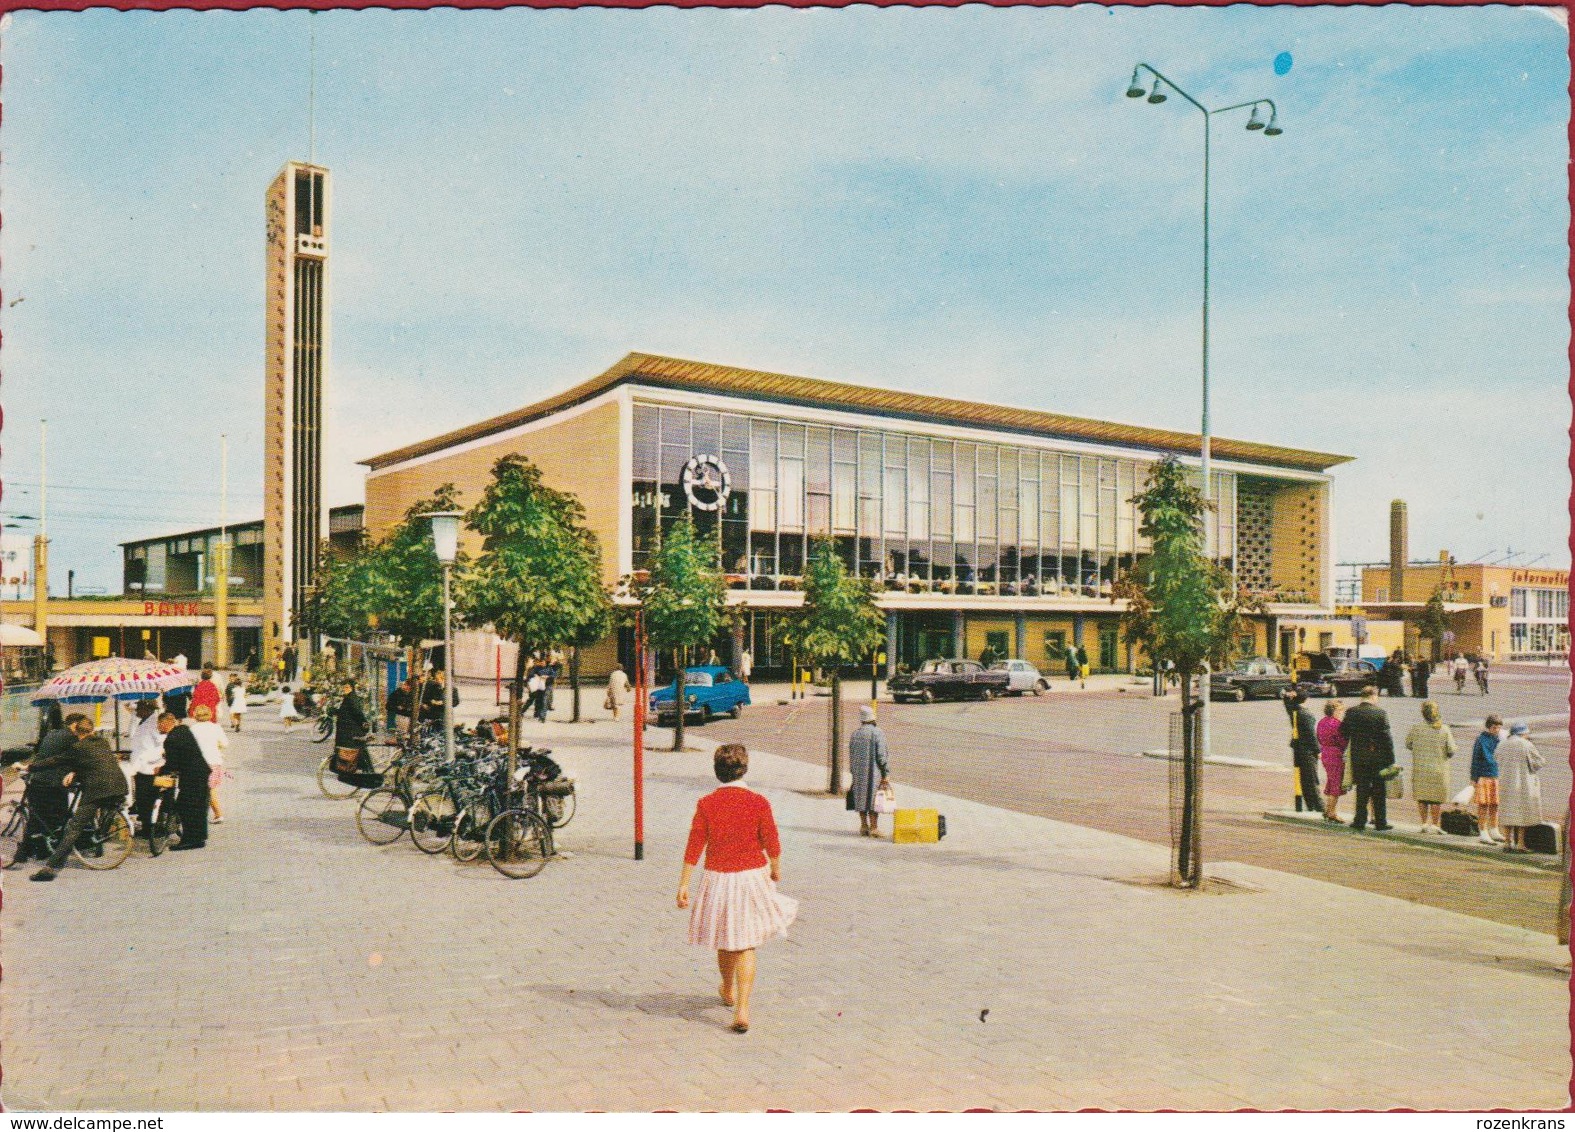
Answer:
[{"left": 1496, "top": 721, "right": 1544, "bottom": 854}]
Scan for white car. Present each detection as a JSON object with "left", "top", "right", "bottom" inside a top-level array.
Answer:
[{"left": 988, "top": 660, "right": 1051, "bottom": 696}]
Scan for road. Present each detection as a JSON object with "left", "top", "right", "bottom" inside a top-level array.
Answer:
[{"left": 695, "top": 667, "right": 1568, "bottom": 934}]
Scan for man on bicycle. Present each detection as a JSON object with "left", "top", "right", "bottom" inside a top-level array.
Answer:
[
  {"left": 334, "top": 678, "right": 374, "bottom": 774},
  {"left": 29, "top": 714, "right": 128, "bottom": 882},
  {"left": 10, "top": 709, "right": 75, "bottom": 867}
]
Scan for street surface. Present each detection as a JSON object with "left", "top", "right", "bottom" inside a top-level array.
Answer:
[
  {"left": 707, "top": 666, "right": 1569, "bottom": 935},
  {"left": 0, "top": 685, "right": 1567, "bottom": 1112}
]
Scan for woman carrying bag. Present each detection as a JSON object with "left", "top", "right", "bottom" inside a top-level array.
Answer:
[{"left": 847, "top": 705, "right": 892, "bottom": 838}]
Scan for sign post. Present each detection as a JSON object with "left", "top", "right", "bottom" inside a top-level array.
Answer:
[{"left": 633, "top": 607, "right": 646, "bottom": 862}]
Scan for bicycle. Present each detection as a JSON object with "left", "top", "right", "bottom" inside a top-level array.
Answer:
[
  {"left": 316, "top": 736, "right": 397, "bottom": 800},
  {"left": 0, "top": 780, "right": 134, "bottom": 871},
  {"left": 483, "top": 751, "right": 567, "bottom": 878},
  {"left": 353, "top": 743, "right": 448, "bottom": 845},
  {"left": 146, "top": 774, "right": 183, "bottom": 856}
]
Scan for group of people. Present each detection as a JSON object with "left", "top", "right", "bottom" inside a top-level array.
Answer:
[
  {"left": 1379, "top": 651, "right": 1490, "bottom": 698},
  {"left": 14, "top": 678, "right": 230, "bottom": 881},
  {"left": 1285, "top": 686, "right": 1544, "bottom": 850},
  {"left": 386, "top": 669, "right": 460, "bottom": 732}
]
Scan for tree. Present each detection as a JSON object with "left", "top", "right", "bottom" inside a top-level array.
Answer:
[
  {"left": 790, "top": 541, "right": 887, "bottom": 794},
  {"left": 1116, "top": 456, "right": 1260, "bottom": 887},
  {"left": 461, "top": 455, "right": 612, "bottom": 774},
  {"left": 636, "top": 514, "right": 726, "bottom": 752},
  {"left": 1418, "top": 589, "right": 1449, "bottom": 660}
]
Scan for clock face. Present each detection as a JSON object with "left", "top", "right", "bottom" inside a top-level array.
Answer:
[{"left": 681, "top": 454, "right": 731, "bottom": 512}]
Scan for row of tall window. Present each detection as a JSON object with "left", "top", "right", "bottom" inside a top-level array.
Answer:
[
  {"left": 631, "top": 403, "right": 1238, "bottom": 594},
  {"left": 1510, "top": 587, "right": 1569, "bottom": 622}
]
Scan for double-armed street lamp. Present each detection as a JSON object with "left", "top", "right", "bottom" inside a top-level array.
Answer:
[
  {"left": 1125, "top": 63, "right": 1284, "bottom": 881},
  {"left": 422, "top": 511, "right": 463, "bottom": 765}
]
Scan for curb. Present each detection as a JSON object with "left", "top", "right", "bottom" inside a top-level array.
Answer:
[
  {"left": 1262, "top": 809, "right": 1564, "bottom": 871},
  {"left": 1141, "top": 749, "right": 1287, "bottom": 770}
]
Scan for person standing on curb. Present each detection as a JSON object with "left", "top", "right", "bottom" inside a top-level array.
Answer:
[
  {"left": 1282, "top": 691, "right": 1323, "bottom": 816},
  {"left": 1406, "top": 700, "right": 1456, "bottom": 833},
  {"left": 1471, "top": 714, "right": 1505, "bottom": 845},
  {"left": 848, "top": 705, "right": 891, "bottom": 838},
  {"left": 29, "top": 714, "right": 128, "bottom": 881},
  {"left": 1316, "top": 699, "right": 1349, "bottom": 824},
  {"left": 1064, "top": 647, "right": 1079, "bottom": 687},
  {"left": 1343, "top": 686, "right": 1395, "bottom": 832},
  {"left": 1496, "top": 721, "right": 1543, "bottom": 854},
  {"left": 676, "top": 744, "right": 797, "bottom": 1035},
  {"left": 1075, "top": 644, "right": 1089, "bottom": 689}
]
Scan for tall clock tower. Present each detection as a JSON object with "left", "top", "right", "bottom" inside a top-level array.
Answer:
[{"left": 263, "top": 161, "right": 330, "bottom": 666}]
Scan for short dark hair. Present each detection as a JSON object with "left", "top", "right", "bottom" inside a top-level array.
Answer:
[
  {"left": 713, "top": 744, "right": 749, "bottom": 783},
  {"left": 63, "top": 712, "right": 92, "bottom": 730}
]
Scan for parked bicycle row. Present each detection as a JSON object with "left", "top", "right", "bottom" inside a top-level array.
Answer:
[{"left": 314, "top": 718, "right": 575, "bottom": 880}]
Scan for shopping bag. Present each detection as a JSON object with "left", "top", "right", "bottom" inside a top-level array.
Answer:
[{"left": 873, "top": 783, "right": 897, "bottom": 814}]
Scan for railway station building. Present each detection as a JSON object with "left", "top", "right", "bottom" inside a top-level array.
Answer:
[{"left": 361, "top": 353, "right": 1352, "bottom": 679}]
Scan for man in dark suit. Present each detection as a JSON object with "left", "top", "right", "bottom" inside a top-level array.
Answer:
[
  {"left": 1282, "top": 691, "right": 1324, "bottom": 814},
  {"left": 1343, "top": 685, "right": 1395, "bottom": 832},
  {"left": 29, "top": 714, "right": 129, "bottom": 881},
  {"left": 157, "top": 711, "right": 211, "bottom": 851}
]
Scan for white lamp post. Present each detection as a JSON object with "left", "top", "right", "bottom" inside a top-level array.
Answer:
[{"left": 422, "top": 511, "right": 462, "bottom": 764}]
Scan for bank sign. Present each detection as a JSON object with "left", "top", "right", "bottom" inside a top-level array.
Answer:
[{"left": 143, "top": 601, "right": 207, "bottom": 617}]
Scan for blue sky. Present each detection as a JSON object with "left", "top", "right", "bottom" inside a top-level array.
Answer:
[{"left": 1, "top": 4, "right": 1568, "bottom": 593}]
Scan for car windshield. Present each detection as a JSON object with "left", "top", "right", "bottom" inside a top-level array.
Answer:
[
  {"left": 682, "top": 671, "right": 714, "bottom": 687},
  {"left": 920, "top": 661, "right": 947, "bottom": 674}
]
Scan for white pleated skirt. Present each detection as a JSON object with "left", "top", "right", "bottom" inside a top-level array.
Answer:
[{"left": 687, "top": 866, "right": 798, "bottom": 952}]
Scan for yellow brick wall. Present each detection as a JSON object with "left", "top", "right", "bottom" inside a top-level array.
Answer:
[
  {"left": 1268, "top": 482, "right": 1324, "bottom": 601},
  {"left": 365, "top": 400, "right": 624, "bottom": 588}
]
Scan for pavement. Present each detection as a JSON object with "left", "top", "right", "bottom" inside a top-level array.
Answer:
[{"left": 1, "top": 703, "right": 1568, "bottom": 1112}]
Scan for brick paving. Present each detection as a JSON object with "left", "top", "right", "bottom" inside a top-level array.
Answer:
[{"left": 1, "top": 707, "right": 1567, "bottom": 1111}]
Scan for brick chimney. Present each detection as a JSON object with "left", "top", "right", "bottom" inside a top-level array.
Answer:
[{"left": 1389, "top": 500, "right": 1408, "bottom": 603}]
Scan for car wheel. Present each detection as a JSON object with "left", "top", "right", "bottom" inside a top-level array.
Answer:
[
  {"left": 1230, "top": 687, "right": 1247, "bottom": 702},
  {"left": 1033, "top": 680, "right": 1046, "bottom": 696},
  {"left": 728, "top": 703, "right": 742, "bottom": 719},
  {"left": 699, "top": 706, "right": 713, "bottom": 725},
  {"left": 980, "top": 687, "right": 995, "bottom": 701},
  {"left": 919, "top": 689, "right": 934, "bottom": 705}
]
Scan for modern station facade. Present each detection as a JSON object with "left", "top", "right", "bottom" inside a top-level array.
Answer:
[{"left": 363, "top": 354, "right": 1351, "bottom": 679}]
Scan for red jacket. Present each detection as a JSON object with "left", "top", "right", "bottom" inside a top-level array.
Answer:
[
  {"left": 684, "top": 785, "right": 781, "bottom": 873},
  {"left": 190, "top": 679, "right": 222, "bottom": 718}
]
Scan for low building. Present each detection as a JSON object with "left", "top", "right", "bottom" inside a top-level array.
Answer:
[
  {"left": 1359, "top": 560, "right": 1569, "bottom": 662},
  {"left": 361, "top": 353, "right": 1351, "bottom": 678}
]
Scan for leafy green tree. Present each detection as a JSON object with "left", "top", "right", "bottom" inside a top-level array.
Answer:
[
  {"left": 1117, "top": 456, "right": 1260, "bottom": 887},
  {"left": 1418, "top": 588, "right": 1449, "bottom": 660},
  {"left": 461, "top": 455, "right": 612, "bottom": 770},
  {"left": 791, "top": 541, "right": 887, "bottom": 794},
  {"left": 636, "top": 514, "right": 727, "bottom": 752}
]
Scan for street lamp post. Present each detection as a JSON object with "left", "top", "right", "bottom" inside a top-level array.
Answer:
[
  {"left": 1126, "top": 63, "right": 1282, "bottom": 883},
  {"left": 422, "top": 511, "right": 463, "bottom": 767}
]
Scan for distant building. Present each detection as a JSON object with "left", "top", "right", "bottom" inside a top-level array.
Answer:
[
  {"left": 1359, "top": 560, "right": 1569, "bottom": 662},
  {"left": 360, "top": 352, "right": 1351, "bottom": 678}
]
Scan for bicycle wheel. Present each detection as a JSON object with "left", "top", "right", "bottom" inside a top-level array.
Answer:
[
  {"left": 148, "top": 802, "right": 171, "bottom": 856},
  {"left": 75, "top": 810, "right": 133, "bottom": 870},
  {"left": 0, "top": 800, "right": 24, "bottom": 868},
  {"left": 484, "top": 809, "right": 551, "bottom": 879},
  {"left": 312, "top": 712, "right": 336, "bottom": 744},
  {"left": 409, "top": 792, "right": 458, "bottom": 855},
  {"left": 355, "top": 788, "right": 411, "bottom": 846},
  {"left": 317, "top": 754, "right": 361, "bottom": 800},
  {"left": 451, "top": 804, "right": 491, "bottom": 862},
  {"left": 542, "top": 790, "right": 576, "bottom": 830}
]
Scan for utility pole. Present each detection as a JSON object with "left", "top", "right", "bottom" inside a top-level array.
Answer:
[
  {"left": 32, "top": 421, "right": 49, "bottom": 650},
  {"left": 215, "top": 434, "right": 231, "bottom": 668}
]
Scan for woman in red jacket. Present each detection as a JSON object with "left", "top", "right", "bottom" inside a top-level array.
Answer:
[{"left": 677, "top": 744, "right": 797, "bottom": 1033}]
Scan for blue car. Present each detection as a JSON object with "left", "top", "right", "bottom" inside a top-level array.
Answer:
[{"left": 649, "top": 666, "right": 750, "bottom": 725}]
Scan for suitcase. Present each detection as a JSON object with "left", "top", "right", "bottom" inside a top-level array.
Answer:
[
  {"left": 1524, "top": 821, "right": 1560, "bottom": 855},
  {"left": 1440, "top": 809, "right": 1479, "bottom": 838},
  {"left": 893, "top": 808, "right": 945, "bottom": 844}
]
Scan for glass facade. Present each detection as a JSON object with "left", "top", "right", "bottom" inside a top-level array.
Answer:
[
  {"left": 1509, "top": 586, "right": 1570, "bottom": 656},
  {"left": 632, "top": 402, "right": 1239, "bottom": 596}
]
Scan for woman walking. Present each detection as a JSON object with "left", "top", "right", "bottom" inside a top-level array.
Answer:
[
  {"left": 676, "top": 744, "right": 797, "bottom": 1034},
  {"left": 1406, "top": 700, "right": 1456, "bottom": 833},
  {"left": 848, "top": 705, "right": 891, "bottom": 837},
  {"left": 1497, "top": 721, "right": 1544, "bottom": 854},
  {"left": 1471, "top": 714, "right": 1504, "bottom": 845},
  {"left": 1316, "top": 699, "right": 1348, "bottom": 823}
]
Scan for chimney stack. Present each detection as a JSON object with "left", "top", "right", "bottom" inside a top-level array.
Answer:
[{"left": 1389, "top": 500, "right": 1408, "bottom": 603}]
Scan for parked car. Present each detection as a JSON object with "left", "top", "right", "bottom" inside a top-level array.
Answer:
[
  {"left": 1296, "top": 654, "right": 1385, "bottom": 698},
  {"left": 649, "top": 666, "right": 750, "bottom": 725},
  {"left": 1209, "top": 657, "right": 1294, "bottom": 702},
  {"left": 888, "top": 659, "right": 1010, "bottom": 704},
  {"left": 988, "top": 660, "right": 1051, "bottom": 696}
]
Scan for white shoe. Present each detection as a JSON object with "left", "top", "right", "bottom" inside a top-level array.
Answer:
[
  {"left": 1489, "top": 829, "right": 1506, "bottom": 843},
  {"left": 1480, "top": 832, "right": 1496, "bottom": 844}
]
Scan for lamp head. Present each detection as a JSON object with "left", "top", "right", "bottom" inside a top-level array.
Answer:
[
  {"left": 1146, "top": 80, "right": 1167, "bottom": 104},
  {"left": 1263, "top": 110, "right": 1283, "bottom": 137},
  {"left": 420, "top": 511, "right": 463, "bottom": 566},
  {"left": 1126, "top": 67, "right": 1147, "bottom": 99},
  {"left": 1245, "top": 106, "right": 1266, "bottom": 131}
]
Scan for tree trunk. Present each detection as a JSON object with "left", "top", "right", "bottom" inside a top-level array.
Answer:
[
  {"left": 407, "top": 644, "right": 422, "bottom": 738},
  {"left": 827, "top": 669, "right": 843, "bottom": 795},
  {"left": 1175, "top": 667, "right": 1201, "bottom": 888},
  {"left": 570, "top": 646, "right": 582, "bottom": 723},
  {"left": 507, "top": 644, "right": 527, "bottom": 786},
  {"left": 672, "top": 651, "right": 686, "bottom": 752}
]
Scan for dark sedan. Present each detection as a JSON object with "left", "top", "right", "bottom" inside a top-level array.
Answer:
[
  {"left": 888, "top": 659, "right": 1010, "bottom": 704},
  {"left": 1209, "top": 657, "right": 1294, "bottom": 702}
]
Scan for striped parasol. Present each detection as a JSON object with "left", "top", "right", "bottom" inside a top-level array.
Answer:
[{"left": 31, "top": 657, "right": 194, "bottom": 705}]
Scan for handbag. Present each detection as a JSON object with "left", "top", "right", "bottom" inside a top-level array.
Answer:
[
  {"left": 873, "top": 783, "right": 896, "bottom": 815},
  {"left": 1380, "top": 764, "right": 1404, "bottom": 800},
  {"left": 846, "top": 787, "right": 857, "bottom": 812}
]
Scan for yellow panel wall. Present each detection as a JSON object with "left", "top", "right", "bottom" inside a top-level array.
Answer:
[
  {"left": 365, "top": 400, "right": 624, "bottom": 588},
  {"left": 1268, "top": 482, "right": 1325, "bottom": 602}
]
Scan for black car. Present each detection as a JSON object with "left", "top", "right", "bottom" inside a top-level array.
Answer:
[
  {"left": 1296, "top": 655, "right": 1385, "bottom": 698},
  {"left": 1209, "top": 657, "right": 1294, "bottom": 702},
  {"left": 888, "top": 659, "right": 1010, "bottom": 704}
]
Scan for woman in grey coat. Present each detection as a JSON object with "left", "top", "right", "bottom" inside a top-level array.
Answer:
[
  {"left": 848, "top": 705, "right": 890, "bottom": 838},
  {"left": 1496, "top": 722, "right": 1544, "bottom": 854},
  {"left": 1405, "top": 700, "right": 1456, "bottom": 834}
]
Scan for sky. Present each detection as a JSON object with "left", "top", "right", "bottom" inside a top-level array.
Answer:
[{"left": 0, "top": 4, "right": 1568, "bottom": 594}]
